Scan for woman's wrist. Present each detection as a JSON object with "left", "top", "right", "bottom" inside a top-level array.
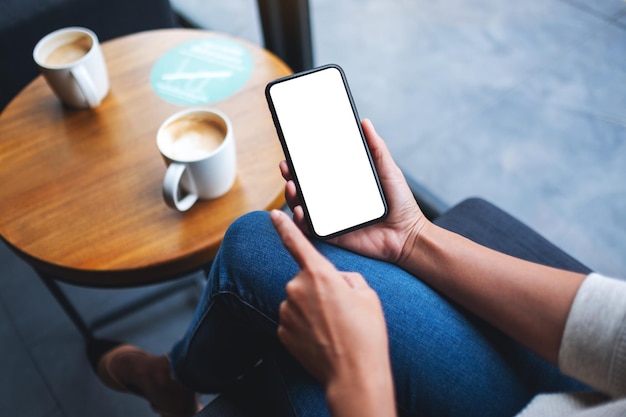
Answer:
[{"left": 396, "top": 214, "right": 432, "bottom": 273}]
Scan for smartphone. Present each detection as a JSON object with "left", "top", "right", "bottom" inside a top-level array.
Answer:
[{"left": 265, "top": 64, "right": 388, "bottom": 239}]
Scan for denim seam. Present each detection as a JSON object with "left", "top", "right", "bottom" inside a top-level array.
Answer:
[{"left": 218, "top": 289, "right": 280, "bottom": 329}]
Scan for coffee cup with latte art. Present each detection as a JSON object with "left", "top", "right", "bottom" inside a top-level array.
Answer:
[
  {"left": 157, "top": 108, "right": 237, "bottom": 211},
  {"left": 33, "top": 27, "right": 109, "bottom": 108}
]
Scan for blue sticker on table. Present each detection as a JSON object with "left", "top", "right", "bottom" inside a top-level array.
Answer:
[{"left": 150, "top": 38, "right": 253, "bottom": 106}]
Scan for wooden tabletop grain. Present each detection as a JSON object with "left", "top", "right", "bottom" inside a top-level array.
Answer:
[{"left": 0, "top": 29, "right": 291, "bottom": 287}]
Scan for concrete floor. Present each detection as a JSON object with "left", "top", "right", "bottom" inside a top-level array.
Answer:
[{"left": 1, "top": 0, "right": 625, "bottom": 416}]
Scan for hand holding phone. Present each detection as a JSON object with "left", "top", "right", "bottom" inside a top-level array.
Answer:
[{"left": 266, "top": 64, "right": 388, "bottom": 239}]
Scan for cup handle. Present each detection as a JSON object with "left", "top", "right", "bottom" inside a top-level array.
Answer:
[
  {"left": 163, "top": 163, "right": 198, "bottom": 211},
  {"left": 71, "top": 65, "right": 100, "bottom": 108}
]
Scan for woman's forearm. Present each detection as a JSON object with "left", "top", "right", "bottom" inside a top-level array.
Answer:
[{"left": 399, "top": 222, "right": 586, "bottom": 364}]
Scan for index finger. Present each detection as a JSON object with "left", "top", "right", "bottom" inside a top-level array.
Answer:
[{"left": 270, "top": 210, "right": 328, "bottom": 270}]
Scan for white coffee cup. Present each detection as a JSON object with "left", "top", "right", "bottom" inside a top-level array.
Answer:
[
  {"left": 33, "top": 27, "right": 109, "bottom": 108},
  {"left": 157, "top": 108, "right": 237, "bottom": 211}
]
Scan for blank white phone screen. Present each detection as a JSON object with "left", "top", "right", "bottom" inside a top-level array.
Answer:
[{"left": 268, "top": 66, "right": 386, "bottom": 238}]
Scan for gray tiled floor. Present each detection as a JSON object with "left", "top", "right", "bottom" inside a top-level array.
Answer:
[{"left": 1, "top": 0, "right": 625, "bottom": 416}]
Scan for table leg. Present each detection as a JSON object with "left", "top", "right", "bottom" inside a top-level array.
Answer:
[
  {"left": 88, "top": 276, "right": 204, "bottom": 330},
  {"left": 37, "top": 270, "right": 206, "bottom": 344},
  {"left": 38, "top": 271, "right": 94, "bottom": 342}
]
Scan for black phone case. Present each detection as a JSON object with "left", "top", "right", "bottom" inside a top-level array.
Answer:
[{"left": 265, "top": 64, "right": 388, "bottom": 239}]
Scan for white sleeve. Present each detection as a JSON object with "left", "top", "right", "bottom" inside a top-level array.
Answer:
[{"left": 558, "top": 273, "right": 626, "bottom": 398}]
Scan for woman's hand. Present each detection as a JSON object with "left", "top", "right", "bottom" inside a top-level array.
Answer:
[
  {"left": 271, "top": 210, "right": 396, "bottom": 417},
  {"left": 280, "top": 119, "right": 426, "bottom": 264}
]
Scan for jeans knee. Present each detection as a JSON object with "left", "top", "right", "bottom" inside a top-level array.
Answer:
[
  {"left": 216, "top": 210, "right": 289, "bottom": 282},
  {"left": 221, "top": 211, "right": 274, "bottom": 256},
  {"left": 228, "top": 210, "right": 272, "bottom": 232}
]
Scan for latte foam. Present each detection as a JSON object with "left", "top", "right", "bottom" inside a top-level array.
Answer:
[
  {"left": 44, "top": 35, "right": 92, "bottom": 66},
  {"left": 161, "top": 115, "right": 226, "bottom": 161}
]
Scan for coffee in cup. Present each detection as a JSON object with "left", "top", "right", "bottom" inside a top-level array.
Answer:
[
  {"left": 33, "top": 27, "right": 109, "bottom": 108},
  {"left": 157, "top": 108, "right": 237, "bottom": 211},
  {"left": 160, "top": 114, "right": 225, "bottom": 161},
  {"left": 43, "top": 34, "right": 92, "bottom": 66}
]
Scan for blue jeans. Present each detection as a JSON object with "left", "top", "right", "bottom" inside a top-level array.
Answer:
[{"left": 170, "top": 198, "right": 589, "bottom": 417}]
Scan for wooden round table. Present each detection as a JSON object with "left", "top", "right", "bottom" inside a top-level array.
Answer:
[{"left": 0, "top": 29, "right": 290, "bottom": 288}]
